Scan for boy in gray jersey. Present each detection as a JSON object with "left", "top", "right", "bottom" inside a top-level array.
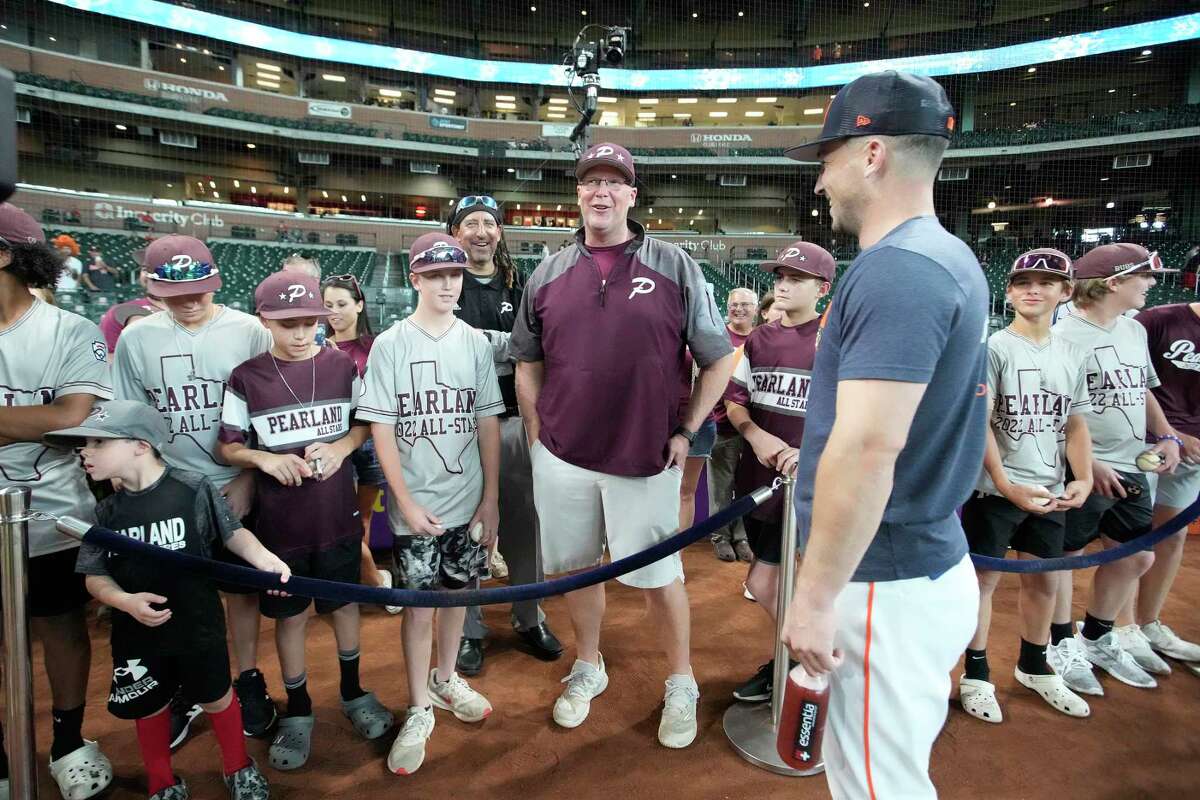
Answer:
[
  {"left": 1049, "top": 243, "right": 1185, "bottom": 693},
  {"left": 959, "top": 249, "right": 1093, "bottom": 724},
  {"left": 113, "top": 235, "right": 279, "bottom": 738},
  {"left": 0, "top": 203, "right": 114, "bottom": 799}
]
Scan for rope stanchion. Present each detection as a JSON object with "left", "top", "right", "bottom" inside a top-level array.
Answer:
[
  {"left": 0, "top": 486, "right": 39, "bottom": 800},
  {"left": 971, "top": 492, "right": 1200, "bottom": 573},
  {"left": 54, "top": 484, "right": 779, "bottom": 609}
]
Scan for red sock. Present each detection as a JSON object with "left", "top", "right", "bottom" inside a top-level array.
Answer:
[
  {"left": 134, "top": 709, "right": 176, "bottom": 795},
  {"left": 207, "top": 694, "right": 252, "bottom": 776}
]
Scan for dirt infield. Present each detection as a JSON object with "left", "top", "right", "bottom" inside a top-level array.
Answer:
[{"left": 22, "top": 541, "right": 1200, "bottom": 799}]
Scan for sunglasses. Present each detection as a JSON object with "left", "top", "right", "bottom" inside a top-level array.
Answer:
[
  {"left": 456, "top": 195, "right": 500, "bottom": 213},
  {"left": 153, "top": 259, "right": 215, "bottom": 282},
  {"left": 1011, "top": 252, "right": 1072, "bottom": 277},
  {"left": 322, "top": 273, "right": 363, "bottom": 299},
  {"left": 1111, "top": 250, "right": 1166, "bottom": 278},
  {"left": 412, "top": 244, "right": 468, "bottom": 266}
]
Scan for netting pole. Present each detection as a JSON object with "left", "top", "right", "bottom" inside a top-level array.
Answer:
[{"left": 0, "top": 486, "right": 39, "bottom": 800}]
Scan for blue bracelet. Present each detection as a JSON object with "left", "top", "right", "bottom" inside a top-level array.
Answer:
[{"left": 1156, "top": 433, "right": 1185, "bottom": 449}]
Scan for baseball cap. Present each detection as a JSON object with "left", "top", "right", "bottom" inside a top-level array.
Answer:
[
  {"left": 785, "top": 71, "right": 955, "bottom": 162},
  {"left": 144, "top": 235, "right": 223, "bottom": 297},
  {"left": 0, "top": 203, "right": 46, "bottom": 246},
  {"left": 449, "top": 195, "right": 502, "bottom": 231},
  {"left": 409, "top": 232, "right": 468, "bottom": 274},
  {"left": 43, "top": 400, "right": 169, "bottom": 452},
  {"left": 759, "top": 241, "right": 837, "bottom": 282},
  {"left": 112, "top": 300, "right": 156, "bottom": 327},
  {"left": 575, "top": 142, "right": 636, "bottom": 184},
  {"left": 1009, "top": 248, "right": 1072, "bottom": 282},
  {"left": 254, "top": 271, "right": 330, "bottom": 319},
  {"left": 1073, "top": 242, "right": 1178, "bottom": 280}
]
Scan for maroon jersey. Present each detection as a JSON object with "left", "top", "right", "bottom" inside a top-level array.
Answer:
[
  {"left": 714, "top": 325, "right": 752, "bottom": 435},
  {"left": 219, "top": 347, "right": 363, "bottom": 556},
  {"left": 725, "top": 318, "right": 819, "bottom": 519},
  {"left": 1137, "top": 303, "right": 1200, "bottom": 437},
  {"left": 334, "top": 335, "right": 374, "bottom": 378}
]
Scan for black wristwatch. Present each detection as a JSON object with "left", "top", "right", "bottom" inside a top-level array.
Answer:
[{"left": 672, "top": 425, "right": 697, "bottom": 445}]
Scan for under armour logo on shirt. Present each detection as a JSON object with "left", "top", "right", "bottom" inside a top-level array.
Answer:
[
  {"left": 628, "top": 277, "right": 656, "bottom": 299},
  {"left": 113, "top": 659, "right": 149, "bottom": 681}
]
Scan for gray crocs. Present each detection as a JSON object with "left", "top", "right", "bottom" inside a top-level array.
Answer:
[
  {"left": 268, "top": 714, "right": 315, "bottom": 771},
  {"left": 341, "top": 691, "right": 395, "bottom": 740}
]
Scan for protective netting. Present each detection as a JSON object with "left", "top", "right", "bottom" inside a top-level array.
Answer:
[{"left": 5, "top": 0, "right": 1199, "bottom": 324}]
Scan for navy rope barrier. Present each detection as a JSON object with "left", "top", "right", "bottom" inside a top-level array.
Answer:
[
  {"left": 971, "top": 492, "right": 1200, "bottom": 573},
  {"left": 78, "top": 490, "right": 771, "bottom": 608}
]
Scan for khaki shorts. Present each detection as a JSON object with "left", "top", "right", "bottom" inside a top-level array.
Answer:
[
  {"left": 1148, "top": 460, "right": 1200, "bottom": 510},
  {"left": 530, "top": 441, "right": 684, "bottom": 589}
]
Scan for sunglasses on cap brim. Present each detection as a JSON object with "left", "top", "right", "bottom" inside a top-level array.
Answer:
[
  {"left": 1011, "top": 252, "right": 1071, "bottom": 277},
  {"left": 152, "top": 260, "right": 216, "bottom": 282},
  {"left": 1110, "top": 251, "right": 1167, "bottom": 278},
  {"left": 412, "top": 244, "right": 468, "bottom": 266},
  {"left": 455, "top": 195, "right": 500, "bottom": 214},
  {"left": 322, "top": 273, "right": 363, "bottom": 297}
]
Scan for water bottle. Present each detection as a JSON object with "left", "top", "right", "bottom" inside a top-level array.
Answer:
[{"left": 776, "top": 664, "right": 830, "bottom": 769}]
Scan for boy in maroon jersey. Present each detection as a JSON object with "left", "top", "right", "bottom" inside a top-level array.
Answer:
[
  {"left": 725, "top": 242, "right": 834, "bottom": 703},
  {"left": 217, "top": 271, "right": 393, "bottom": 772}
]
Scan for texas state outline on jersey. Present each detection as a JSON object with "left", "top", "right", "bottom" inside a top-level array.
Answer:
[{"left": 394, "top": 360, "right": 480, "bottom": 475}]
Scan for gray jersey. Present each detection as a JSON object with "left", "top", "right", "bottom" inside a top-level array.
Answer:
[
  {"left": 0, "top": 300, "right": 112, "bottom": 555},
  {"left": 976, "top": 329, "right": 1092, "bottom": 496},
  {"left": 1054, "top": 312, "right": 1160, "bottom": 471},
  {"left": 113, "top": 306, "right": 272, "bottom": 487},
  {"left": 357, "top": 318, "right": 505, "bottom": 536}
]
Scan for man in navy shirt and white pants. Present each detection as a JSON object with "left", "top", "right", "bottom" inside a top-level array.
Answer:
[
  {"left": 781, "top": 72, "right": 988, "bottom": 798},
  {"left": 511, "top": 143, "right": 735, "bottom": 749}
]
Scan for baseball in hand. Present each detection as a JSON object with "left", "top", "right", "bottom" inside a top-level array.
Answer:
[
  {"left": 1136, "top": 450, "right": 1164, "bottom": 472},
  {"left": 1031, "top": 496, "right": 1052, "bottom": 507},
  {"left": 470, "top": 521, "right": 484, "bottom": 543}
]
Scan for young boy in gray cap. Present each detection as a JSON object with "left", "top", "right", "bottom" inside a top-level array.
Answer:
[{"left": 49, "top": 400, "right": 289, "bottom": 800}]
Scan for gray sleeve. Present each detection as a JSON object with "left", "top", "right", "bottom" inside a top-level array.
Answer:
[
  {"left": 482, "top": 330, "right": 513, "bottom": 364},
  {"left": 58, "top": 317, "right": 114, "bottom": 399},
  {"left": 112, "top": 335, "right": 146, "bottom": 403},
  {"left": 185, "top": 473, "right": 241, "bottom": 543},
  {"left": 75, "top": 541, "right": 109, "bottom": 577},
  {"left": 673, "top": 248, "right": 734, "bottom": 368},
  {"left": 509, "top": 267, "right": 545, "bottom": 362}
]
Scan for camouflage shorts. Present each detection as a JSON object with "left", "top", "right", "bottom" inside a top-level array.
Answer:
[{"left": 392, "top": 524, "right": 486, "bottom": 591}]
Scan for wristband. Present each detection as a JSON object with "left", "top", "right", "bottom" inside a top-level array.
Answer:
[
  {"left": 672, "top": 425, "right": 697, "bottom": 445},
  {"left": 1156, "top": 433, "right": 1185, "bottom": 449}
]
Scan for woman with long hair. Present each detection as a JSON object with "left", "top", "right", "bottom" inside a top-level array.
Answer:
[{"left": 322, "top": 274, "right": 399, "bottom": 611}]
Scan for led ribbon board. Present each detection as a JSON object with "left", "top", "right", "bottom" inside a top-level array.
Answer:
[{"left": 49, "top": 1, "right": 1200, "bottom": 91}]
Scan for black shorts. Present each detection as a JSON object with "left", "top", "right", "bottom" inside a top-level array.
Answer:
[
  {"left": 259, "top": 535, "right": 361, "bottom": 619},
  {"left": 107, "top": 641, "right": 231, "bottom": 720},
  {"left": 744, "top": 516, "right": 783, "bottom": 566},
  {"left": 393, "top": 524, "right": 485, "bottom": 590},
  {"left": 1064, "top": 471, "right": 1153, "bottom": 552},
  {"left": 28, "top": 548, "right": 91, "bottom": 618},
  {"left": 214, "top": 508, "right": 259, "bottom": 596},
  {"left": 962, "top": 493, "right": 1066, "bottom": 560}
]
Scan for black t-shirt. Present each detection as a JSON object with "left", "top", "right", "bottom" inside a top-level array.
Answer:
[
  {"left": 454, "top": 268, "right": 523, "bottom": 415},
  {"left": 76, "top": 467, "right": 239, "bottom": 654}
]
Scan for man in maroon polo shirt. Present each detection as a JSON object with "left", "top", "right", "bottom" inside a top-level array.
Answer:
[{"left": 511, "top": 143, "right": 736, "bottom": 749}]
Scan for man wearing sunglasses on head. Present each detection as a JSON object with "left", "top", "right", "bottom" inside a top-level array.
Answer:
[
  {"left": 113, "top": 235, "right": 281, "bottom": 744},
  {"left": 447, "top": 195, "right": 563, "bottom": 674},
  {"left": 511, "top": 143, "right": 736, "bottom": 748}
]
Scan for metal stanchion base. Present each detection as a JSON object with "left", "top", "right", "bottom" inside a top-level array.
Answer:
[{"left": 722, "top": 702, "right": 824, "bottom": 778}]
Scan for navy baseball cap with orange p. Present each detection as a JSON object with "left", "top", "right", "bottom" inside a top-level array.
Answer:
[{"left": 785, "top": 71, "right": 956, "bottom": 162}]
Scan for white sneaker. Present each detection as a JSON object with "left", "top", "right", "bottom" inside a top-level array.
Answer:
[
  {"left": 658, "top": 674, "right": 700, "bottom": 748},
  {"left": 958, "top": 677, "right": 1002, "bottom": 723},
  {"left": 490, "top": 549, "right": 509, "bottom": 580},
  {"left": 428, "top": 669, "right": 492, "bottom": 723},
  {"left": 378, "top": 569, "right": 402, "bottom": 615},
  {"left": 553, "top": 655, "right": 608, "bottom": 729},
  {"left": 1116, "top": 624, "right": 1172, "bottom": 676},
  {"left": 49, "top": 740, "right": 113, "bottom": 800},
  {"left": 387, "top": 706, "right": 435, "bottom": 776},
  {"left": 1076, "top": 625, "right": 1157, "bottom": 689},
  {"left": 1014, "top": 668, "right": 1090, "bottom": 718},
  {"left": 1141, "top": 620, "right": 1200, "bottom": 662},
  {"left": 1047, "top": 637, "right": 1104, "bottom": 696}
]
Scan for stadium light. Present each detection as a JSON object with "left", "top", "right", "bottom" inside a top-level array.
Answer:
[
  {"left": 756, "top": 97, "right": 777, "bottom": 103},
  {"left": 987, "top": 201, "right": 996, "bottom": 209},
  {"left": 209, "top": 180, "right": 216, "bottom": 188},
  {"left": 709, "top": 111, "right": 728, "bottom": 117},
  {"left": 1027, "top": 67, "right": 1037, "bottom": 73},
  {"left": 434, "top": 88, "right": 456, "bottom": 97},
  {"left": 246, "top": 143, "right": 256, "bottom": 149},
  {"left": 716, "top": 98, "right": 738, "bottom": 103},
  {"left": 283, "top": 187, "right": 290, "bottom": 194},
  {"left": 803, "top": 108, "right": 823, "bottom": 115},
  {"left": 114, "top": 124, "right": 127, "bottom": 131},
  {"left": 256, "top": 63, "right": 281, "bottom": 72},
  {"left": 548, "top": 113, "right": 566, "bottom": 119},
  {"left": 233, "top": 179, "right": 240, "bottom": 188},
  {"left": 341, "top": 195, "right": 348, "bottom": 202},
  {"left": 549, "top": 98, "right": 569, "bottom": 105},
  {"left": 640, "top": 98, "right": 659, "bottom": 105},
  {"left": 379, "top": 88, "right": 404, "bottom": 97},
  {"left": 745, "top": 111, "right": 764, "bottom": 117},
  {"left": 599, "top": 97, "right": 617, "bottom": 103},
  {"left": 678, "top": 98, "right": 698, "bottom": 104},
  {"left": 673, "top": 113, "right": 691, "bottom": 119},
  {"left": 250, "top": 186, "right": 257, "bottom": 194},
  {"left": 323, "top": 74, "right": 346, "bottom": 82},
  {"left": 1106, "top": 201, "right": 1115, "bottom": 208},
  {"left": 496, "top": 95, "right": 516, "bottom": 101},
  {"left": 811, "top": 209, "right": 819, "bottom": 217}
]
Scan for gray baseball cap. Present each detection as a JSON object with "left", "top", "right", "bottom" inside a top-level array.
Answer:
[{"left": 44, "top": 400, "right": 169, "bottom": 451}]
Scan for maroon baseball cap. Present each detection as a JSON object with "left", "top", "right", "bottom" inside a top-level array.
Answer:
[
  {"left": 1009, "top": 248, "right": 1072, "bottom": 282},
  {"left": 254, "top": 271, "right": 330, "bottom": 319},
  {"left": 760, "top": 241, "right": 837, "bottom": 282},
  {"left": 144, "top": 235, "right": 223, "bottom": 297},
  {"left": 1073, "top": 242, "right": 1178, "bottom": 280},
  {"left": 0, "top": 203, "right": 46, "bottom": 246},
  {"left": 409, "top": 232, "right": 468, "bottom": 274},
  {"left": 575, "top": 142, "right": 636, "bottom": 184}
]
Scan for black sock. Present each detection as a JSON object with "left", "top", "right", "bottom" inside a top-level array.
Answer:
[
  {"left": 0, "top": 721, "right": 8, "bottom": 779},
  {"left": 1081, "top": 612, "right": 1114, "bottom": 642},
  {"left": 964, "top": 648, "right": 990, "bottom": 682},
  {"left": 1050, "top": 622, "right": 1074, "bottom": 646},
  {"left": 1018, "top": 638, "right": 1053, "bottom": 675},
  {"left": 338, "top": 649, "right": 365, "bottom": 702},
  {"left": 283, "top": 675, "right": 312, "bottom": 718},
  {"left": 50, "top": 705, "right": 85, "bottom": 761}
]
